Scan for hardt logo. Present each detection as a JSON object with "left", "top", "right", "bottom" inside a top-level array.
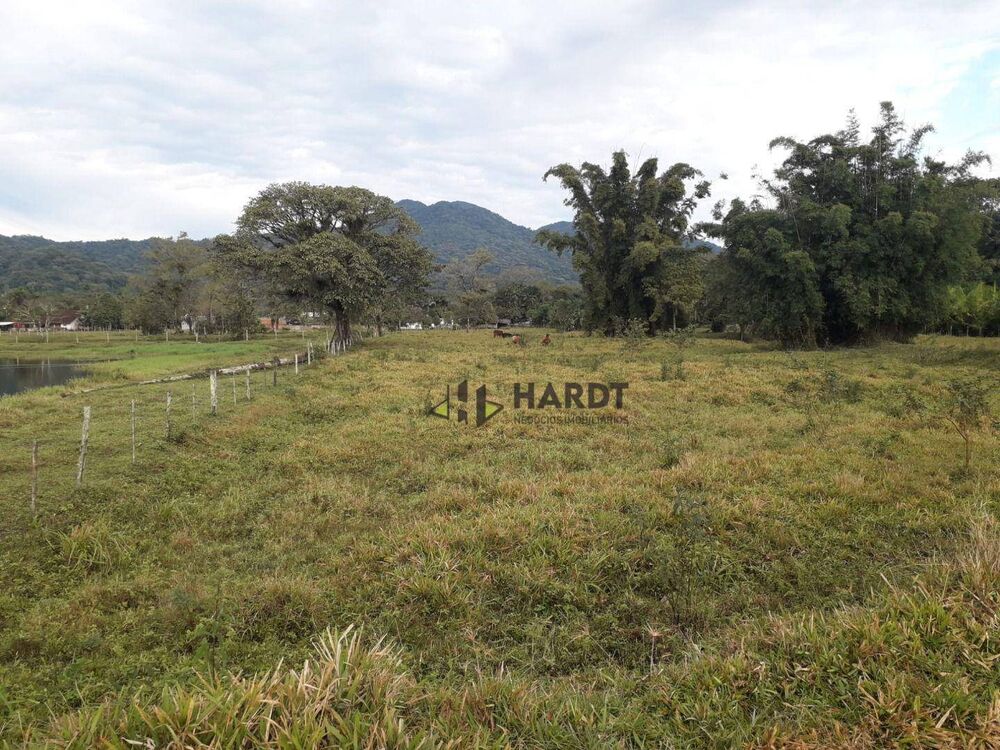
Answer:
[
  {"left": 429, "top": 380, "right": 628, "bottom": 428},
  {"left": 429, "top": 380, "right": 504, "bottom": 427}
]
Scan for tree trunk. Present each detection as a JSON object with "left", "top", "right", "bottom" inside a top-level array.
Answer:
[{"left": 330, "top": 308, "right": 351, "bottom": 351}]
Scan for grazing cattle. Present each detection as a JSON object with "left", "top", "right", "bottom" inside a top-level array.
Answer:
[
  {"left": 541, "top": 334, "right": 551, "bottom": 346},
  {"left": 493, "top": 329, "right": 506, "bottom": 338},
  {"left": 511, "top": 334, "right": 522, "bottom": 345}
]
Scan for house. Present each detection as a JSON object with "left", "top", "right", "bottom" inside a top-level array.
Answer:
[
  {"left": 180, "top": 316, "right": 212, "bottom": 333},
  {"left": 51, "top": 311, "right": 83, "bottom": 331}
]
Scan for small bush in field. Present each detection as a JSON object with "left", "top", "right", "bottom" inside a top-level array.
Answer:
[
  {"left": 819, "top": 366, "right": 863, "bottom": 403},
  {"left": 659, "top": 492, "right": 711, "bottom": 633},
  {"left": 882, "top": 384, "right": 928, "bottom": 418},
  {"left": 660, "top": 358, "right": 684, "bottom": 381},
  {"left": 620, "top": 318, "right": 649, "bottom": 352},
  {"left": 660, "top": 327, "right": 696, "bottom": 379},
  {"left": 942, "top": 378, "right": 993, "bottom": 470}
]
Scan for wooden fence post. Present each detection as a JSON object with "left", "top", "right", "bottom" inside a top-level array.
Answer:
[
  {"left": 76, "top": 406, "right": 91, "bottom": 487},
  {"left": 31, "top": 440, "right": 38, "bottom": 515},
  {"left": 295, "top": 354, "right": 299, "bottom": 375},
  {"left": 245, "top": 369, "right": 251, "bottom": 401},
  {"left": 232, "top": 373, "right": 237, "bottom": 405},
  {"left": 166, "top": 390, "right": 173, "bottom": 440},
  {"left": 131, "top": 400, "right": 137, "bottom": 463},
  {"left": 191, "top": 383, "right": 196, "bottom": 418},
  {"left": 272, "top": 358, "right": 279, "bottom": 386},
  {"left": 210, "top": 370, "right": 218, "bottom": 416}
]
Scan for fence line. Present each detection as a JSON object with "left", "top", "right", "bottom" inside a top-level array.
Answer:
[
  {"left": 65, "top": 347, "right": 325, "bottom": 397},
  {"left": 14, "top": 331, "right": 383, "bottom": 513}
]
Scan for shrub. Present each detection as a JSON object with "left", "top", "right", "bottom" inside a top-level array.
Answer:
[
  {"left": 943, "top": 378, "right": 994, "bottom": 470},
  {"left": 42, "top": 627, "right": 432, "bottom": 749}
]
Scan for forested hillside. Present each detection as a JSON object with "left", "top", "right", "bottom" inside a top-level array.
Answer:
[
  {"left": 1, "top": 200, "right": 586, "bottom": 294},
  {"left": 396, "top": 199, "right": 579, "bottom": 283},
  {"left": 0, "top": 236, "right": 157, "bottom": 293}
]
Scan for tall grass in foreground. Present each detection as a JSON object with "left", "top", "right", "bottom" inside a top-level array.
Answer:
[
  {"left": 27, "top": 518, "right": 1000, "bottom": 749},
  {"left": 2, "top": 331, "right": 998, "bottom": 748}
]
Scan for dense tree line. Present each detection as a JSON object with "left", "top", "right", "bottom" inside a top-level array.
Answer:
[
  {"left": 539, "top": 103, "right": 997, "bottom": 344},
  {"left": 7, "top": 109, "right": 994, "bottom": 345},
  {"left": 941, "top": 282, "right": 1000, "bottom": 336},
  {"left": 703, "top": 103, "right": 992, "bottom": 345},
  {"left": 428, "top": 249, "right": 583, "bottom": 329},
  {"left": 125, "top": 233, "right": 259, "bottom": 335}
]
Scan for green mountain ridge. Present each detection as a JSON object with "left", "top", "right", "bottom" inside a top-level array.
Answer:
[
  {"left": 1, "top": 200, "right": 721, "bottom": 294},
  {"left": 396, "top": 199, "right": 579, "bottom": 284},
  {"left": 0, "top": 235, "right": 159, "bottom": 294}
]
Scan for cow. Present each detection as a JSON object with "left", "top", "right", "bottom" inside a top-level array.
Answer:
[
  {"left": 493, "top": 329, "right": 506, "bottom": 338},
  {"left": 541, "top": 334, "right": 551, "bottom": 346}
]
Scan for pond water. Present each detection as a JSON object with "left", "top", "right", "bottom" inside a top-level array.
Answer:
[{"left": 0, "top": 359, "right": 90, "bottom": 396}]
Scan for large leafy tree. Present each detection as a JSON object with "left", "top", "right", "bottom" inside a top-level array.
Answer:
[
  {"left": 443, "top": 247, "right": 496, "bottom": 327},
  {"left": 978, "top": 179, "right": 1000, "bottom": 285},
  {"left": 82, "top": 292, "right": 125, "bottom": 329},
  {"left": 537, "top": 151, "right": 710, "bottom": 335},
  {"left": 217, "top": 182, "right": 433, "bottom": 346},
  {"left": 125, "top": 235, "right": 210, "bottom": 333},
  {"left": 706, "top": 103, "right": 990, "bottom": 345},
  {"left": 493, "top": 280, "right": 543, "bottom": 322}
]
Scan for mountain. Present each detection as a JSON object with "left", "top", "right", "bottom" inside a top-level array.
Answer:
[
  {"left": 396, "top": 200, "right": 578, "bottom": 285},
  {"left": 1, "top": 203, "right": 722, "bottom": 295},
  {"left": 536, "top": 220, "right": 723, "bottom": 254},
  {"left": 537, "top": 220, "right": 575, "bottom": 235},
  {"left": 0, "top": 235, "right": 159, "bottom": 294}
]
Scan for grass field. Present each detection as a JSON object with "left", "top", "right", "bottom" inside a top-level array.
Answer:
[{"left": 0, "top": 330, "right": 998, "bottom": 748}]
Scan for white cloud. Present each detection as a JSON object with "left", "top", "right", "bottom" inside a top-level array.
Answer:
[{"left": 0, "top": 0, "right": 997, "bottom": 240}]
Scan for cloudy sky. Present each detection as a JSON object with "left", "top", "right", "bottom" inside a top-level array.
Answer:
[{"left": 1, "top": 0, "right": 998, "bottom": 241}]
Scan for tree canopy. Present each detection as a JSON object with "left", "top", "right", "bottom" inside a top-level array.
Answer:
[
  {"left": 216, "top": 182, "right": 433, "bottom": 344},
  {"left": 704, "top": 103, "right": 991, "bottom": 346},
  {"left": 537, "top": 151, "right": 710, "bottom": 334}
]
